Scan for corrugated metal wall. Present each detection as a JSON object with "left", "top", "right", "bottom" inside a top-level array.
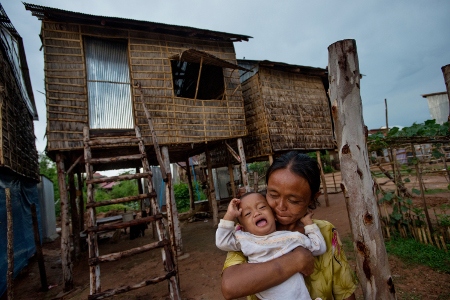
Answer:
[
  {"left": 85, "top": 37, "right": 133, "bottom": 129},
  {"left": 425, "top": 93, "right": 449, "bottom": 125}
]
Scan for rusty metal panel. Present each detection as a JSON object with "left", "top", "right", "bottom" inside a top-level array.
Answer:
[{"left": 85, "top": 37, "right": 133, "bottom": 129}]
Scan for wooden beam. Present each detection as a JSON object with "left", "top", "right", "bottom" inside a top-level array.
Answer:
[
  {"left": 205, "top": 145, "right": 219, "bottom": 226},
  {"left": 237, "top": 138, "right": 250, "bottom": 192},
  {"left": 31, "top": 203, "right": 49, "bottom": 291},
  {"left": 56, "top": 153, "right": 74, "bottom": 292},
  {"left": 6, "top": 188, "right": 14, "bottom": 300}
]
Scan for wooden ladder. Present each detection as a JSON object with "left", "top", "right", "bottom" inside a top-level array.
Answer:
[{"left": 83, "top": 126, "right": 180, "bottom": 300}]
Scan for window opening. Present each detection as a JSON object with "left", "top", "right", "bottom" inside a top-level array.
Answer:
[{"left": 171, "top": 59, "right": 225, "bottom": 100}]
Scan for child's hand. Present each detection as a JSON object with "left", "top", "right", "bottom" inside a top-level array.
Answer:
[
  {"left": 223, "top": 198, "right": 242, "bottom": 221},
  {"left": 301, "top": 210, "right": 314, "bottom": 226}
]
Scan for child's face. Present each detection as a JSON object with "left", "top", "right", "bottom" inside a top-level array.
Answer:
[{"left": 237, "top": 193, "right": 277, "bottom": 236}]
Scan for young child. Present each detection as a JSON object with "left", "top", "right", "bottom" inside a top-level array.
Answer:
[{"left": 216, "top": 192, "right": 326, "bottom": 300}]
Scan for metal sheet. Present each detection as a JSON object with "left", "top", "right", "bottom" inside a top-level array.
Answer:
[{"left": 85, "top": 37, "right": 133, "bottom": 129}]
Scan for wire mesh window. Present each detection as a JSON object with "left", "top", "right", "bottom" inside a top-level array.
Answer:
[
  {"left": 85, "top": 37, "right": 133, "bottom": 129},
  {"left": 171, "top": 60, "right": 225, "bottom": 100}
]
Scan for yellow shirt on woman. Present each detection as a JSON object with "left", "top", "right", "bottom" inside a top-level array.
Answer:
[{"left": 222, "top": 219, "right": 358, "bottom": 300}]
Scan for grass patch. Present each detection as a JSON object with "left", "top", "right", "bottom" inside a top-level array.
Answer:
[
  {"left": 385, "top": 237, "right": 450, "bottom": 273},
  {"left": 424, "top": 188, "right": 449, "bottom": 195}
]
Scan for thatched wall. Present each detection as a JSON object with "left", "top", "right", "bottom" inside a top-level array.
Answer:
[
  {"left": 205, "top": 62, "right": 335, "bottom": 168},
  {"left": 41, "top": 20, "right": 246, "bottom": 157},
  {"left": 256, "top": 66, "right": 334, "bottom": 153},
  {"left": 0, "top": 47, "right": 39, "bottom": 180}
]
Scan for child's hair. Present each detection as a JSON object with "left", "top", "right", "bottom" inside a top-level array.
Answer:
[{"left": 239, "top": 191, "right": 263, "bottom": 201}]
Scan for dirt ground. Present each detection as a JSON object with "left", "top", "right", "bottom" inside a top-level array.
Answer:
[{"left": 5, "top": 171, "right": 450, "bottom": 300}]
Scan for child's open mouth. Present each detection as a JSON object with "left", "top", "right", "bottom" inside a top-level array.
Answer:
[{"left": 256, "top": 219, "right": 267, "bottom": 227}]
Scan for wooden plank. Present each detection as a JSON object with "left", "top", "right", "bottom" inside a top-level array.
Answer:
[
  {"left": 85, "top": 193, "right": 157, "bottom": 208},
  {"left": 88, "top": 153, "right": 144, "bottom": 164},
  {"left": 86, "top": 172, "right": 151, "bottom": 185},
  {"left": 87, "top": 214, "right": 162, "bottom": 233},
  {"left": 87, "top": 271, "right": 176, "bottom": 300},
  {"left": 89, "top": 239, "right": 169, "bottom": 265}
]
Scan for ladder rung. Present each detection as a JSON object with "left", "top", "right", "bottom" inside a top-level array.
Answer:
[
  {"left": 87, "top": 270, "right": 177, "bottom": 300},
  {"left": 87, "top": 214, "right": 163, "bottom": 233},
  {"left": 86, "top": 192, "right": 156, "bottom": 208},
  {"left": 86, "top": 172, "right": 151, "bottom": 185},
  {"left": 88, "top": 239, "right": 170, "bottom": 266},
  {"left": 87, "top": 153, "right": 145, "bottom": 165},
  {"left": 86, "top": 137, "right": 140, "bottom": 146}
]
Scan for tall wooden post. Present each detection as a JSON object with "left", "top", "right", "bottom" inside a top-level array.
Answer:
[
  {"left": 76, "top": 171, "right": 85, "bottom": 233},
  {"left": 6, "top": 188, "right": 14, "bottom": 300},
  {"left": 56, "top": 153, "right": 73, "bottom": 292},
  {"left": 205, "top": 145, "right": 219, "bottom": 226},
  {"left": 328, "top": 39, "right": 395, "bottom": 299},
  {"left": 441, "top": 64, "right": 450, "bottom": 125},
  {"left": 237, "top": 138, "right": 250, "bottom": 192},
  {"left": 227, "top": 162, "right": 236, "bottom": 198},
  {"left": 31, "top": 203, "right": 49, "bottom": 291},
  {"left": 161, "top": 146, "right": 183, "bottom": 256},
  {"left": 68, "top": 172, "right": 80, "bottom": 260},
  {"left": 186, "top": 157, "right": 195, "bottom": 211},
  {"left": 316, "top": 151, "right": 329, "bottom": 206}
]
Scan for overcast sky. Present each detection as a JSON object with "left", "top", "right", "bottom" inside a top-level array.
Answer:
[{"left": 3, "top": 0, "right": 450, "bottom": 153}]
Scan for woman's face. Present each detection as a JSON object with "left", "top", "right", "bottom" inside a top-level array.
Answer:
[{"left": 266, "top": 168, "right": 317, "bottom": 228}]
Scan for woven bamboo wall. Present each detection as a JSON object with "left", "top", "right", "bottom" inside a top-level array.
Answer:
[
  {"left": 241, "top": 74, "right": 271, "bottom": 160},
  {"left": 204, "top": 64, "right": 335, "bottom": 168},
  {"left": 0, "top": 49, "right": 39, "bottom": 180},
  {"left": 42, "top": 21, "right": 246, "bottom": 154},
  {"left": 259, "top": 67, "right": 334, "bottom": 151}
]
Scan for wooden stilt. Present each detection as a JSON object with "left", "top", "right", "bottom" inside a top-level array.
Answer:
[
  {"left": 162, "top": 146, "right": 183, "bottom": 256},
  {"left": 186, "top": 157, "right": 195, "bottom": 211},
  {"left": 6, "top": 188, "right": 14, "bottom": 300},
  {"left": 77, "top": 171, "right": 85, "bottom": 233},
  {"left": 237, "top": 138, "right": 250, "bottom": 192},
  {"left": 316, "top": 151, "right": 329, "bottom": 206},
  {"left": 253, "top": 172, "right": 259, "bottom": 192},
  {"left": 56, "top": 153, "right": 74, "bottom": 292},
  {"left": 227, "top": 162, "right": 236, "bottom": 198},
  {"left": 205, "top": 145, "right": 219, "bottom": 226},
  {"left": 31, "top": 203, "right": 49, "bottom": 291},
  {"left": 68, "top": 171, "right": 80, "bottom": 260}
]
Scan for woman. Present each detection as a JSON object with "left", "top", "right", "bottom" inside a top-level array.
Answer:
[{"left": 221, "top": 151, "right": 357, "bottom": 300}]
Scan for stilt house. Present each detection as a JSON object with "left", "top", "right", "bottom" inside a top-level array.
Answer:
[
  {"left": 24, "top": 3, "right": 251, "bottom": 297},
  {"left": 0, "top": 4, "right": 40, "bottom": 297},
  {"left": 206, "top": 59, "right": 335, "bottom": 168},
  {"left": 24, "top": 3, "right": 251, "bottom": 170}
]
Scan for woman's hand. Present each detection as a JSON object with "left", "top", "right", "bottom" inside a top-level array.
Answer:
[{"left": 221, "top": 246, "right": 315, "bottom": 299}]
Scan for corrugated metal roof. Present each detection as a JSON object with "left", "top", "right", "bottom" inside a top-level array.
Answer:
[
  {"left": 23, "top": 3, "right": 252, "bottom": 42},
  {"left": 169, "top": 49, "right": 251, "bottom": 71}
]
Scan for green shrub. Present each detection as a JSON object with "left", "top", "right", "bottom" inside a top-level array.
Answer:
[
  {"left": 385, "top": 237, "right": 450, "bottom": 273},
  {"left": 174, "top": 181, "right": 207, "bottom": 212}
]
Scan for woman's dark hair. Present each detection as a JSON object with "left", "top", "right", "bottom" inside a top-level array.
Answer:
[{"left": 265, "top": 151, "right": 321, "bottom": 209}]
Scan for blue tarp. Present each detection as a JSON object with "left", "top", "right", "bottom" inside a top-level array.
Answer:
[{"left": 0, "top": 172, "right": 41, "bottom": 297}]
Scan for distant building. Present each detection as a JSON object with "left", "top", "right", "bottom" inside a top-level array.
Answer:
[{"left": 422, "top": 92, "right": 449, "bottom": 124}]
